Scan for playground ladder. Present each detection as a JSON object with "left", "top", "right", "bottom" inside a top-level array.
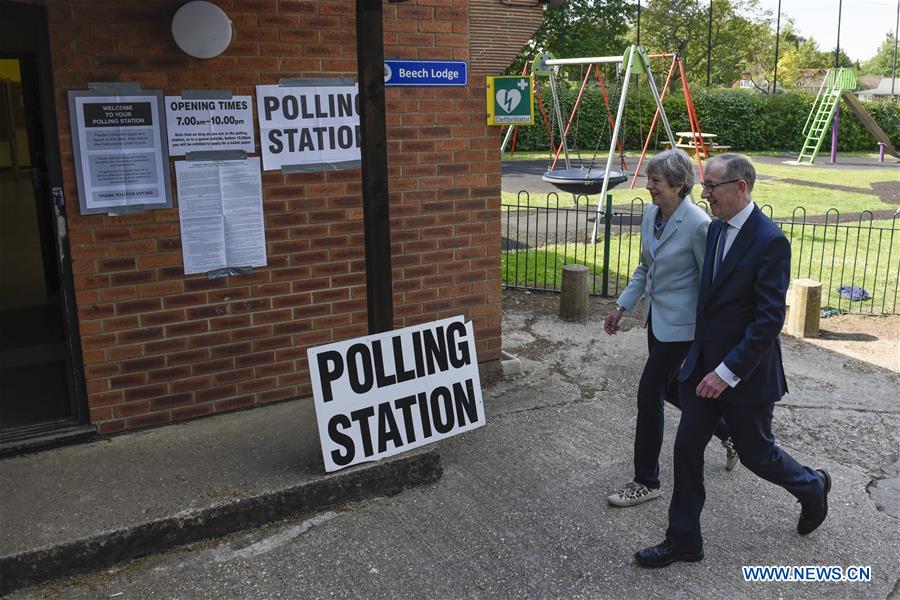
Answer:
[{"left": 798, "top": 68, "right": 857, "bottom": 164}]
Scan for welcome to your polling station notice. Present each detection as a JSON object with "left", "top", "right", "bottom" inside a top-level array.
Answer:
[{"left": 309, "top": 316, "right": 485, "bottom": 472}]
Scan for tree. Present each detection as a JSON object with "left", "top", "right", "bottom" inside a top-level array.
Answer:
[
  {"left": 638, "top": 0, "right": 775, "bottom": 88},
  {"left": 509, "top": 0, "right": 635, "bottom": 75},
  {"left": 777, "top": 35, "right": 831, "bottom": 88},
  {"left": 862, "top": 33, "right": 898, "bottom": 76}
]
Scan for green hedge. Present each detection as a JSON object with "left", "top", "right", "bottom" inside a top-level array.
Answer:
[{"left": 515, "top": 86, "right": 900, "bottom": 154}]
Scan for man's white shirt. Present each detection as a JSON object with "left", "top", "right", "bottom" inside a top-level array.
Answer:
[{"left": 714, "top": 201, "right": 756, "bottom": 388}]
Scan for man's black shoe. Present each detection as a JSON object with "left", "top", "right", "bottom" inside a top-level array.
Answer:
[
  {"left": 798, "top": 468, "right": 831, "bottom": 535},
  {"left": 634, "top": 539, "right": 704, "bottom": 568}
]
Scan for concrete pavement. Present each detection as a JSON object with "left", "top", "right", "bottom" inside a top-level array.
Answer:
[
  {"left": 8, "top": 291, "right": 899, "bottom": 599},
  {"left": 0, "top": 399, "right": 441, "bottom": 595}
]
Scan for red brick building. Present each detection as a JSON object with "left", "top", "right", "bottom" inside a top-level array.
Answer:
[{"left": 0, "top": 0, "right": 543, "bottom": 449}]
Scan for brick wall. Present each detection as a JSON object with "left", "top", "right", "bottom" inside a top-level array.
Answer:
[{"left": 27, "top": 0, "right": 534, "bottom": 433}]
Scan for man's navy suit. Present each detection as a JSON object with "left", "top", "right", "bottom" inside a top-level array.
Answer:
[{"left": 666, "top": 205, "right": 825, "bottom": 547}]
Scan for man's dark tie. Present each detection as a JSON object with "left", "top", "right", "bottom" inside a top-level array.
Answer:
[{"left": 714, "top": 222, "right": 730, "bottom": 280}]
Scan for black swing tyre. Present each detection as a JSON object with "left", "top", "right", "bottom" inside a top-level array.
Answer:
[{"left": 541, "top": 168, "right": 628, "bottom": 195}]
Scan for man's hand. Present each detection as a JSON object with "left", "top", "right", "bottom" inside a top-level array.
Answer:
[
  {"left": 696, "top": 371, "right": 728, "bottom": 399},
  {"left": 604, "top": 307, "right": 624, "bottom": 335}
]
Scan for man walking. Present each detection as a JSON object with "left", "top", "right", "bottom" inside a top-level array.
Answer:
[{"left": 635, "top": 154, "right": 831, "bottom": 567}]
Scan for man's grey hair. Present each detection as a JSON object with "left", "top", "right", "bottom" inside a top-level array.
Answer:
[
  {"left": 646, "top": 149, "right": 694, "bottom": 198},
  {"left": 710, "top": 152, "right": 756, "bottom": 192}
]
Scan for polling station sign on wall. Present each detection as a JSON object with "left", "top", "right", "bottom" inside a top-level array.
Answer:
[
  {"left": 255, "top": 81, "right": 360, "bottom": 172},
  {"left": 308, "top": 316, "right": 485, "bottom": 472}
]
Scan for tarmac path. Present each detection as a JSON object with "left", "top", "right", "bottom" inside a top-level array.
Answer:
[{"left": 16, "top": 292, "right": 900, "bottom": 600}]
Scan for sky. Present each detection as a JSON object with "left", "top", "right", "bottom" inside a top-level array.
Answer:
[{"left": 753, "top": 0, "right": 899, "bottom": 62}]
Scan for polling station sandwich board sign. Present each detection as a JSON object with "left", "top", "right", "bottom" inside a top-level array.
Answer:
[
  {"left": 256, "top": 82, "right": 360, "bottom": 171},
  {"left": 486, "top": 76, "right": 534, "bottom": 126},
  {"left": 308, "top": 316, "right": 485, "bottom": 472}
]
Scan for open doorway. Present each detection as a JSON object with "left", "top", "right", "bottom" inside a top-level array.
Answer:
[{"left": 1, "top": 2, "right": 91, "bottom": 451}]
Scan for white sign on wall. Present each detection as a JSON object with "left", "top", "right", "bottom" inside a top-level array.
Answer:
[
  {"left": 68, "top": 91, "right": 172, "bottom": 215},
  {"left": 255, "top": 83, "right": 361, "bottom": 171},
  {"left": 175, "top": 157, "right": 267, "bottom": 274},
  {"left": 164, "top": 96, "right": 255, "bottom": 155},
  {"left": 308, "top": 316, "right": 485, "bottom": 472}
]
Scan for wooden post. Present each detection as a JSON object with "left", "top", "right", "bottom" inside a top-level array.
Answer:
[
  {"left": 787, "top": 278, "right": 822, "bottom": 338},
  {"left": 356, "top": 0, "right": 393, "bottom": 334},
  {"left": 559, "top": 264, "right": 589, "bottom": 322}
]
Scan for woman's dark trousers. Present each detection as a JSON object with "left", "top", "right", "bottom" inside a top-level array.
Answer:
[{"left": 633, "top": 320, "right": 729, "bottom": 490}]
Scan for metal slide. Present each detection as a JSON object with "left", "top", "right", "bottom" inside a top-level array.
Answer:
[{"left": 840, "top": 91, "right": 899, "bottom": 158}]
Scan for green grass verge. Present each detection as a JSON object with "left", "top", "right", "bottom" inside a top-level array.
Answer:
[
  {"left": 504, "top": 180, "right": 891, "bottom": 219},
  {"left": 752, "top": 180, "right": 891, "bottom": 219},
  {"left": 780, "top": 218, "right": 899, "bottom": 314},
  {"left": 503, "top": 152, "right": 895, "bottom": 216},
  {"left": 501, "top": 218, "right": 899, "bottom": 314},
  {"left": 501, "top": 234, "right": 642, "bottom": 297},
  {"left": 753, "top": 161, "right": 897, "bottom": 189}
]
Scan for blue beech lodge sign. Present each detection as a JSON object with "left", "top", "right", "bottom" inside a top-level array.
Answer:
[{"left": 384, "top": 60, "right": 468, "bottom": 87}]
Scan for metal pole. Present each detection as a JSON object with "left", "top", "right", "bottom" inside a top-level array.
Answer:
[
  {"left": 831, "top": 0, "right": 843, "bottom": 163},
  {"left": 642, "top": 46, "right": 681, "bottom": 162},
  {"left": 892, "top": 0, "right": 898, "bottom": 97},
  {"left": 548, "top": 70, "right": 571, "bottom": 169},
  {"left": 831, "top": 104, "right": 840, "bottom": 163},
  {"left": 356, "top": 0, "right": 393, "bottom": 334},
  {"left": 500, "top": 121, "right": 516, "bottom": 153},
  {"left": 706, "top": 0, "right": 713, "bottom": 87},
  {"left": 636, "top": 0, "right": 641, "bottom": 47},
  {"left": 544, "top": 56, "right": 625, "bottom": 66},
  {"left": 772, "top": 0, "right": 782, "bottom": 94},
  {"left": 601, "top": 193, "right": 612, "bottom": 297},
  {"left": 835, "top": 0, "right": 842, "bottom": 68},
  {"left": 591, "top": 45, "right": 636, "bottom": 242}
]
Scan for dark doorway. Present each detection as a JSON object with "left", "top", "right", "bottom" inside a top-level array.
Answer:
[{"left": 1, "top": 2, "right": 92, "bottom": 451}]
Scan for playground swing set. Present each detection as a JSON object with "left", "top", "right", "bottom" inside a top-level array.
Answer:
[{"left": 504, "top": 45, "right": 717, "bottom": 241}]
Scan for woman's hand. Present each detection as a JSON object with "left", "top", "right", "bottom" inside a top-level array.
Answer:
[{"left": 604, "top": 306, "right": 625, "bottom": 335}]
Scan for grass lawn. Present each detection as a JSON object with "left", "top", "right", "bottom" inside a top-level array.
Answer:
[
  {"left": 752, "top": 161, "right": 897, "bottom": 190},
  {"left": 501, "top": 217, "right": 899, "bottom": 314},
  {"left": 752, "top": 179, "right": 891, "bottom": 219},
  {"left": 780, "top": 218, "right": 899, "bottom": 314},
  {"left": 503, "top": 180, "right": 891, "bottom": 219},
  {"left": 502, "top": 151, "right": 896, "bottom": 217},
  {"left": 501, "top": 188, "right": 649, "bottom": 211},
  {"left": 501, "top": 151, "right": 898, "bottom": 312},
  {"left": 501, "top": 233, "right": 642, "bottom": 298}
]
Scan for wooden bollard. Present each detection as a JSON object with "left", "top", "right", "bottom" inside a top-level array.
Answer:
[
  {"left": 559, "top": 264, "right": 589, "bottom": 322},
  {"left": 786, "top": 278, "right": 822, "bottom": 338}
]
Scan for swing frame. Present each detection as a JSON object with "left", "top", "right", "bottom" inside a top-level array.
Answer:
[
  {"left": 536, "top": 45, "right": 680, "bottom": 241},
  {"left": 629, "top": 52, "right": 709, "bottom": 189}
]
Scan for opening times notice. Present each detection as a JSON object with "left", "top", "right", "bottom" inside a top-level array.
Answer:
[
  {"left": 175, "top": 157, "right": 267, "bottom": 274},
  {"left": 165, "top": 96, "right": 255, "bottom": 155}
]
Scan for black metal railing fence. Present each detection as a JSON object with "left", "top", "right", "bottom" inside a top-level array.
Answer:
[{"left": 501, "top": 192, "right": 899, "bottom": 315}]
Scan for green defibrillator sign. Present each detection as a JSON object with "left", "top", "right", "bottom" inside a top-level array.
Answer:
[{"left": 486, "top": 76, "right": 534, "bottom": 126}]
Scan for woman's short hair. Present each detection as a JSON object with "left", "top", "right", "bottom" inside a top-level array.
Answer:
[{"left": 646, "top": 149, "right": 694, "bottom": 198}]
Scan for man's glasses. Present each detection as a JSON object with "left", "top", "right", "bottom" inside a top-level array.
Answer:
[{"left": 701, "top": 179, "right": 743, "bottom": 193}]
